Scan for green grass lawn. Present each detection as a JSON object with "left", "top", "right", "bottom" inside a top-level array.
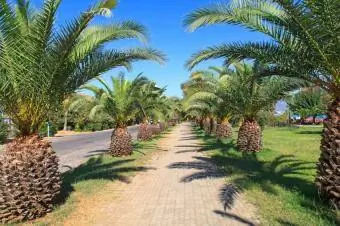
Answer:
[
  {"left": 194, "top": 125, "right": 337, "bottom": 226},
  {"left": 24, "top": 131, "right": 171, "bottom": 226}
]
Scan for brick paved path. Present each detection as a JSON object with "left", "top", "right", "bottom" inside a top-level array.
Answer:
[{"left": 67, "top": 123, "right": 259, "bottom": 226}]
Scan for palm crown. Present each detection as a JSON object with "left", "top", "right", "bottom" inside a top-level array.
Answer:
[
  {"left": 0, "top": 0, "right": 165, "bottom": 135},
  {"left": 84, "top": 74, "right": 150, "bottom": 128},
  {"left": 222, "top": 63, "right": 301, "bottom": 120}
]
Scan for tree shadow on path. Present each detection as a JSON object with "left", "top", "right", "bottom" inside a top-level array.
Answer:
[
  {"left": 214, "top": 210, "right": 255, "bottom": 226},
  {"left": 56, "top": 154, "right": 156, "bottom": 206}
]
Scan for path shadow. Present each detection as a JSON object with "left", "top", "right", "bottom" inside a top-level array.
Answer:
[
  {"left": 214, "top": 210, "right": 255, "bottom": 226},
  {"left": 175, "top": 149, "right": 199, "bottom": 154},
  {"left": 219, "top": 184, "right": 241, "bottom": 211},
  {"left": 84, "top": 149, "right": 108, "bottom": 157},
  {"left": 296, "top": 131, "right": 322, "bottom": 135},
  {"left": 178, "top": 136, "right": 197, "bottom": 141},
  {"left": 168, "top": 156, "right": 225, "bottom": 182},
  {"left": 55, "top": 155, "right": 156, "bottom": 206},
  {"left": 275, "top": 218, "right": 299, "bottom": 226},
  {"left": 174, "top": 144, "right": 206, "bottom": 154}
]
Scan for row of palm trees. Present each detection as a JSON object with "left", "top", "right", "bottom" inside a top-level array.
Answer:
[
  {"left": 82, "top": 73, "right": 180, "bottom": 156},
  {"left": 182, "top": 62, "right": 302, "bottom": 152},
  {"left": 0, "top": 0, "right": 172, "bottom": 223},
  {"left": 184, "top": 0, "right": 339, "bottom": 210}
]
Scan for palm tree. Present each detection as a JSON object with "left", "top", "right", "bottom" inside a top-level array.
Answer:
[
  {"left": 184, "top": 0, "right": 340, "bottom": 207},
  {"left": 183, "top": 68, "right": 232, "bottom": 137},
  {"left": 155, "top": 96, "right": 182, "bottom": 130},
  {"left": 184, "top": 62, "right": 301, "bottom": 150},
  {"left": 183, "top": 70, "right": 219, "bottom": 134},
  {"left": 84, "top": 74, "right": 149, "bottom": 156},
  {"left": 287, "top": 87, "right": 329, "bottom": 124},
  {"left": 135, "top": 80, "right": 166, "bottom": 140},
  {"left": 0, "top": 0, "right": 165, "bottom": 223},
  {"left": 223, "top": 63, "right": 302, "bottom": 152}
]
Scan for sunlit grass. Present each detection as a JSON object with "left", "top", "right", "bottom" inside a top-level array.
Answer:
[{"left": 194, "top": 125, "right": 337, "bottom": 226}]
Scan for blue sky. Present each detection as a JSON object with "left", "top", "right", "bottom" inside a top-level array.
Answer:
[{"left": 32, "top": 0, "right": 268, "bottom": 97}]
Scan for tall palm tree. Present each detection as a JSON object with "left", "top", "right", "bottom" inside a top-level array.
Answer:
[
  {"left": 183, "top": 68, "right": 233, "bottom": 137},
  {"left": 0, "top": 0, "right": 165, "bottom": 223},
  {"left": 135, "top": 80, "right": 166, "bottom": 140},
  {"left": 222, "top": 63, "right": 301, "bottom": 152},
  {"left": 183, "top": 70, "right": 219, "bottom": 133},
  {"left": 184, "top": 62, "right": 300, "bottom": 150},
  {"left": 84, "top": 74, "right": 150, "bottom": 156},
  {"left": 155, "top": 96, "right": 182, "bottom": 130},
  {"left": 184, "top": 0, "right": 340, "bottom": 207}
]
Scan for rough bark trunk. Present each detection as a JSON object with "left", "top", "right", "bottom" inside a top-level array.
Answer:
[
  {"left": 209, "top": 117, "right": 214, "bottom": 134},
  {"left": 203, "top": 117, "right": 210, "bottom": 134},
  {"left": 216, "top": 120, "right": 232, "bottom": 139},
  {"left": 109, "top": 127, "right": 133, "bottom": 156},
  {"left": 0, "top": 136, "right": 61, "bottom": 223},
  {"left": 159, "top": 122, "right": 167, "bottom": 131},
  {"left": 237, "top": 119, "right": 262, "bottom": 152},
  {"left": 315, "top": 98, "right": 340, "bottom": 209},
  {"left": 137, "top": 123, "right": 152, "bottom": 141},
  {"left": 199, "top": 118, "right": 204, "bottom": 130}
]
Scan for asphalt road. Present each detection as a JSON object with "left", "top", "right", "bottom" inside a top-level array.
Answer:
[{"left": 50, "top": 125, "right": 139, "bottom": 172}]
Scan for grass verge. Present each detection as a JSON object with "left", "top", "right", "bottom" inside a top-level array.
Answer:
[{"left": 193, "top": 125, "right": 337, "bottom": 226}]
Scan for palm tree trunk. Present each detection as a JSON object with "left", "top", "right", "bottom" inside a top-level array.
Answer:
[
  {"left": 216, "top": 118, "right": 232, "bottom": 139},
  {"left": 138, "top": 120, "right": 152, "bottom": 141},
  {"left": 237, "top": 119, "right": 262, "bottom": 152},
  {"left": 109, "top": 126, "right": 133, "bottom": 156},
  {"left": 199, "top": 117, "right": 204, "bottom": 129},
  {"left": 203, "top": 117, "right": 210, "bottom": 134},
  {"left": 0, "top": 136, "right": 60, "bottom": 223},
  {"left": 315, "top": 97, "right": 340, "bottom": 209},
  {"left": 209, "top": 117, "right": 214, "bottom": 134}
]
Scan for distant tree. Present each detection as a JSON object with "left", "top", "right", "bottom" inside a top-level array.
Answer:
[
  {"left": 287, "top": 88, "right": 329, "bottom": 124},
  {"left": 84, "top": 75, "right": 145, "bottom": 156}
]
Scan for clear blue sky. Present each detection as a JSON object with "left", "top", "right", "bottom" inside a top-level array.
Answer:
[{"left": 32, "top": 0, "right": 268, "bottom": 97}]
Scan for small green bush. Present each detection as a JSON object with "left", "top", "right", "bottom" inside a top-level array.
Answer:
[
  {"left": 39, "top": 122, "right": 57, "bottom": 137},
  {"left": 83, "top": 122, "right": 102, "bottom": 132}
]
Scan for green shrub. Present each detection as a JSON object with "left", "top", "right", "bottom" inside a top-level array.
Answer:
[
  {"left": 39, "top": 122, "right": 58, "bottom": 137},
  {"left": 83, "top": 122, "right": 102, "bottom": 132}
]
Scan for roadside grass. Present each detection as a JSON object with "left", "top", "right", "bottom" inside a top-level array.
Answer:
[
  {"left": 22, "top": 129, "right": 173, "bottom": 226},
  {"left": 193, "top": 125, "right": 337, "bottom": 226}
]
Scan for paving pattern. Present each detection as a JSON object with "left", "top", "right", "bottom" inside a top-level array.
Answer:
[{"left": 65, "top": 123, "right": 259, "bottom": 226}]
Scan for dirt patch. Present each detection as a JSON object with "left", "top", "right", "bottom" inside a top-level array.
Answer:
[{"left": 54, "top": 130, "right": 93, "bottom": 137}]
